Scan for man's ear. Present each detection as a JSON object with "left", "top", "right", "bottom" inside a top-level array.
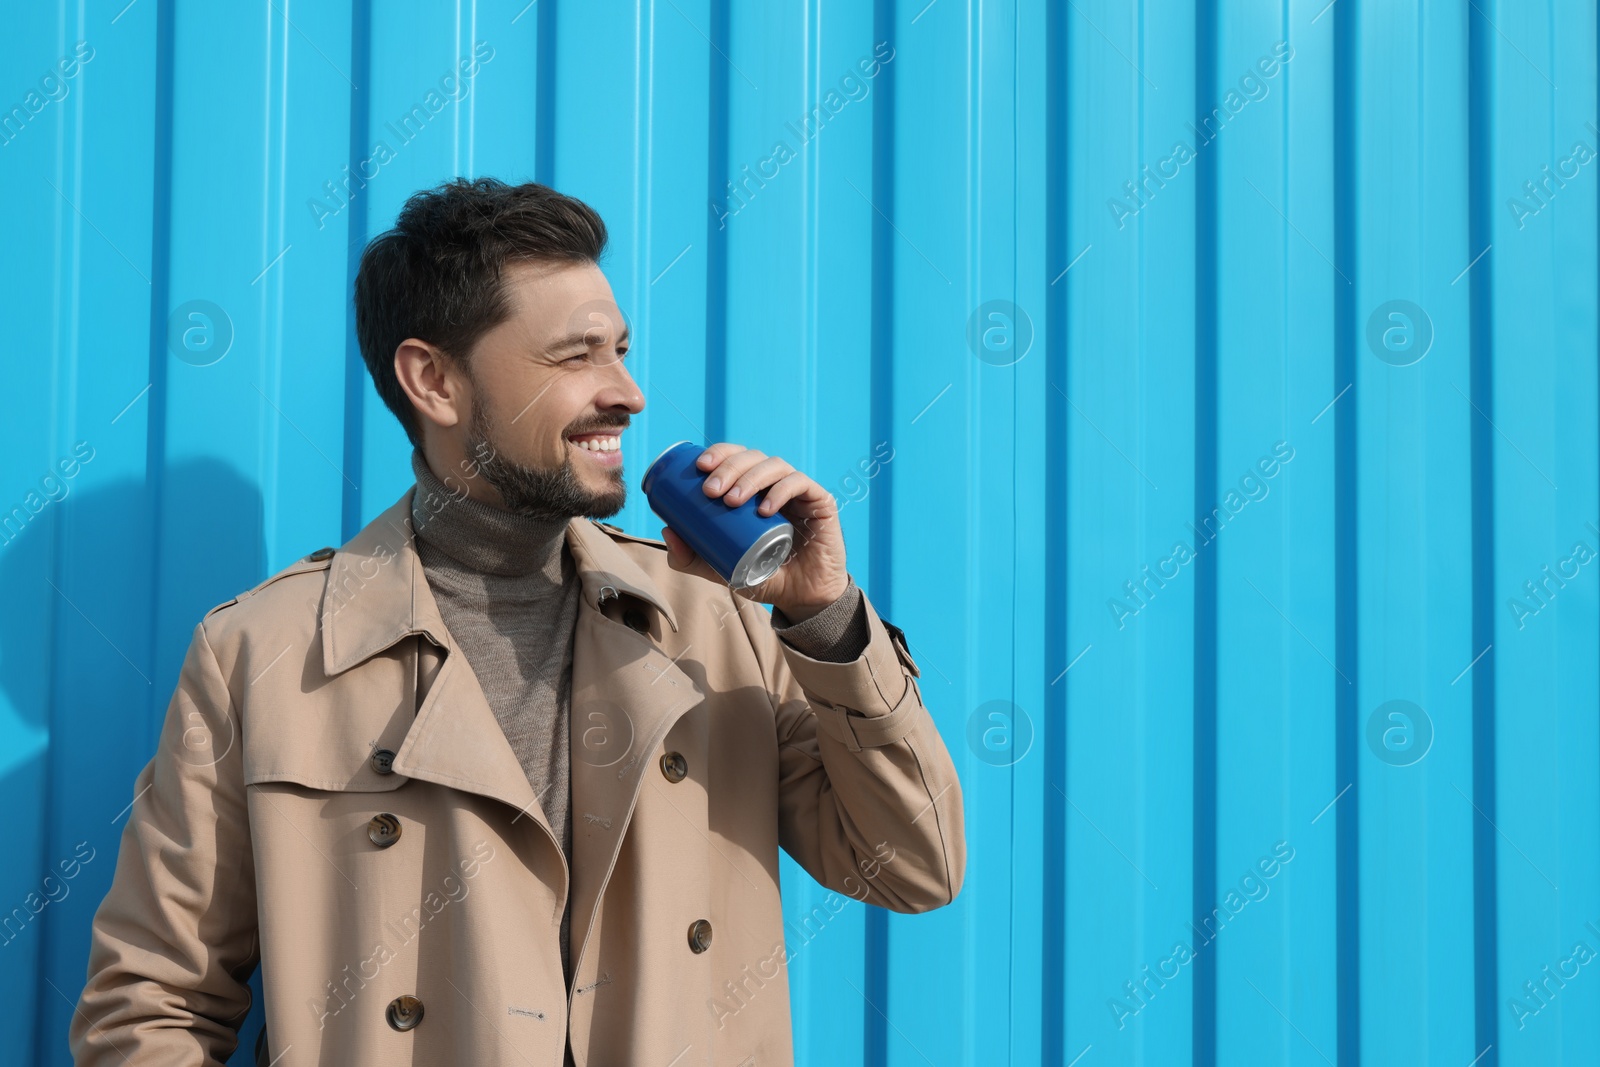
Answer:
[{"left": 395, "top": 340, "right": 466, "bottom": 431}]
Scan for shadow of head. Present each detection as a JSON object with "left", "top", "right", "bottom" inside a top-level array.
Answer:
[{"left": 0, "top": 454, "right": 265, "bottom": 836}]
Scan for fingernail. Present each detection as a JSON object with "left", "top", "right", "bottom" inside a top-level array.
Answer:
[{"left": 706, "top": 477, "right": 721, "bottom": 491}]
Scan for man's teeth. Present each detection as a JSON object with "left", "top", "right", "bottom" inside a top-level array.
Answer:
[{"left": 574, "top": 436, "right": 620, "bottom": 452}]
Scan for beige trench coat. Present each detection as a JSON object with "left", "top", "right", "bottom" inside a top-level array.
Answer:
[{"left": 70, "top": 486, "right": 965, "bottom": 1066}]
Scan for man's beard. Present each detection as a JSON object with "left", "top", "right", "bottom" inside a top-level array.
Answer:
[{"left": 462, "top": 398, "right": 626, "bottom": 522}]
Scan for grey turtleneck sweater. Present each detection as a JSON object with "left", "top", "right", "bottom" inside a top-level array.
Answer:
[{"left": 407, "top": 448, "right": 869, "bottom": 999}]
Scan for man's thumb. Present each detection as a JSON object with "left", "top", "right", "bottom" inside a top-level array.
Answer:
[{"left": 661, "top": 526, "right": 724, "bottom": 585}]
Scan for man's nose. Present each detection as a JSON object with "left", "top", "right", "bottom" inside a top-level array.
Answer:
[{"left": 600, "top": 358, "right": 645, "bottom": 412}]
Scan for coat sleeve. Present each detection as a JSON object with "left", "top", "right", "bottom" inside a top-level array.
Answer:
[
  {"left": 733, "top": 588, "right": 966, "bottom": 912},
  {"left": 70, "top": 619, "right": 259, "bottom": 1066}
]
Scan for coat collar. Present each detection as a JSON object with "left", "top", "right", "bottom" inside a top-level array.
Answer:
[{"left": 321, "top": 485, "right": 679, "bottom": 677}]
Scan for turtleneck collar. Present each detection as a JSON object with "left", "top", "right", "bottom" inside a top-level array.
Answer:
[{"left": 409, "top": 447, "right": 572, "bottom": 578}]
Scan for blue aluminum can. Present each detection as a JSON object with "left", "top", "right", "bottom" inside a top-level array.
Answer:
[{"left": 642, "top": 440, "right": 794, "bottom": 589}]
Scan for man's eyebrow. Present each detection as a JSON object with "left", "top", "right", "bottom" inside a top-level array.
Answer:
[{"left": 547, "top": 323, "right": 630, "bottom": 354}]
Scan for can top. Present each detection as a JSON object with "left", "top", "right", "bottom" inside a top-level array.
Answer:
[{"left": 642, "top": 439, "right": 698, "bottom": 494}]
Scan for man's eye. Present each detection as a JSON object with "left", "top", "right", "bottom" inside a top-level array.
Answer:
[{"left": 563, "top": 348, "right": 626, "bottom": 365}]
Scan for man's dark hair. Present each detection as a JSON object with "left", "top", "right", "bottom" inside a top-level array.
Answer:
[{"left": 355, "top": 177, "right": 609, "bottom": 447}]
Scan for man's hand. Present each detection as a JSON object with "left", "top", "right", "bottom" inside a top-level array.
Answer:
[{"left": 660, "top": 443, "right": 849, "bottom": 623}]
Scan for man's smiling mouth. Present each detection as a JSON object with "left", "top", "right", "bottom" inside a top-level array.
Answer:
[{"left": 567, "top": 431, "right": 624, "bottom": 465}]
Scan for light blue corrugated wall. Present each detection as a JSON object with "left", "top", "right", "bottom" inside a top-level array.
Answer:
[{"left": 1, "top": 1, "right": 1596, "bottom": 1065}]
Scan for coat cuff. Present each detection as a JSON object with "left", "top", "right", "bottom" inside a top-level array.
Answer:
[
  {"left": 770, "top": 576, "right": 869, "bottom": 662},
  {"left": 776, "top": 591, "right": 925, "bottom": 751}
]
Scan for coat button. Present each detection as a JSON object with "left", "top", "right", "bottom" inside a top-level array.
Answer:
[
  {"left": 370, "top": 748, "right": 396, "bottom": 775},
  {"left": 687, "top": 918, "right": 713, "bottom": 954},
  {"left": 386, "top": 994, "right": 424, "bottom": 1031},
  {"left": 307, "top": 546, "right": 335, "bottom": 561},
  {"left": 367, "top": 813, "right": 402, "bottom": 848},
  {"left": 660, "top": 751, "right": 688, "bottom": 783},
  {"left": 624, "top": 607, "right": 649, "bottom": 634}
]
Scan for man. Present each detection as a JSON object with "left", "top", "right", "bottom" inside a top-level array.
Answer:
[{"left": 71, "top": 177, "right": 965, "bottom": 1066}]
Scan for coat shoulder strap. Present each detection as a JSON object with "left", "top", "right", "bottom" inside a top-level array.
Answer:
[
  {"left": 201, "top": 547, "right": 337, "bottom": 623},
  {"left": 589, "top": 519, "right": 668, "bottom": 550}
]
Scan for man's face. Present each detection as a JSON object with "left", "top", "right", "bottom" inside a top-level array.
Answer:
[{"left": 453, "top": 260, "right": 644, "bottom": 521}]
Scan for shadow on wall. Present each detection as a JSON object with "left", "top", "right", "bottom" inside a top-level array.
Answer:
[{"left": 0, "top": 460, "right": 272, "bottom": 1065}]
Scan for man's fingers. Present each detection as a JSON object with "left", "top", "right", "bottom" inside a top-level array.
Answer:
[
  {"left": 699, "top": 447, "right": 768, "bottom": 496},
  {"left": 723, "top": 457, "right": 794, "bottom": 505},
  {"left": 694, "top": 442, "right": 744, "bottom": 471},
  {"left": 754, "top": 471, "right": 817, "bottom": 516}
]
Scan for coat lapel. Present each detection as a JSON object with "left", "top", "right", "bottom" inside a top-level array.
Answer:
[
  {"left": 319, "top": 487, "right": 558, "bottom": 842},
  {"left": 317, "top": 487, "right": 706, "bottom": 968}
]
